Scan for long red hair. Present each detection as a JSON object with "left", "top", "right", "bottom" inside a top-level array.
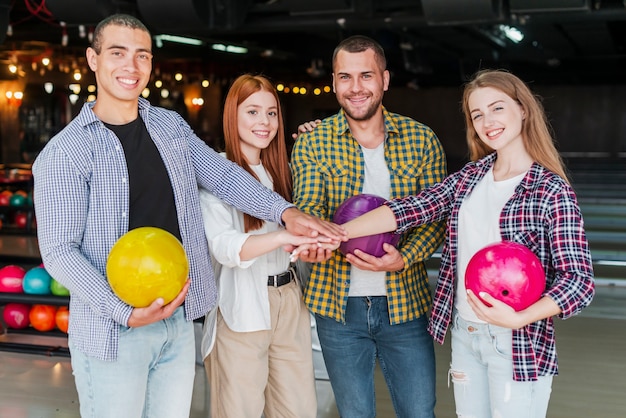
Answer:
[{"left": 223, "top": 74, "right": 293, "bottom": 231}]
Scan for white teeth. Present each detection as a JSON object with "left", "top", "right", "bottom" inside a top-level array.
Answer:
[
  {"left": 119, "top": 78, "right": 138, "bottom": 85},
  {"left": 488, "top": 129, "right": 503, "bottom": 137}
]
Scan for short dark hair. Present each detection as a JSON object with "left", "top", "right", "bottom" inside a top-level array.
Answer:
[
  {"left": 91, "top": 14, "right": 150, "bottom": 54},
  {"left": 332, "top": 35, "right": 387, "bottom": 71}
]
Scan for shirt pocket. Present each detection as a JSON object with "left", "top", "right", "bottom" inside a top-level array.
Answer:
[
  {"left": 318, "top": 158, "right": 354, "bottom": 212},
  {"left": 510, "top": 231, "right": 541, "bottom": 255},
  {"left": 389, "top": 160, "right": 423, "bottom": 195}
]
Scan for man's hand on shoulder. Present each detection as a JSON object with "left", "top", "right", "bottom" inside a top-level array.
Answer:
[{"left": 291, "top": 119, "right": 321, "bottom": 140}]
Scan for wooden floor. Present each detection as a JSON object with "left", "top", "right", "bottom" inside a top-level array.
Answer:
[{"left": 0, "top": 284, "right": 624, "bottom": 418}]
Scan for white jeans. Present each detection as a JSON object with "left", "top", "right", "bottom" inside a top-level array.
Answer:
[
  {"left": 70, "top": 307, "right": 196, "bottom": 418},
  {"left": 450, "top": 313, "right": 553, "bottom": 418}
]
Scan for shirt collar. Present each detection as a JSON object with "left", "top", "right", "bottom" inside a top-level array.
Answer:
[
  {"left": 76, "top": 97, "right": 152, "bottom": 129},
  {"left": 335, "top": 106, "right": 398, "bottom": 138}
]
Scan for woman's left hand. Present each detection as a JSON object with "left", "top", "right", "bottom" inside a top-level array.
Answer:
[{"left": 468, "top": 290, "right": 562, "bottom": 330}]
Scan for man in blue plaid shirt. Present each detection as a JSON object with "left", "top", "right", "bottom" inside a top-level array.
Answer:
[
  {"left": 291, "top": 35, "right": 447, "bottom": 417},
  {"left": 32, "top": 14, "right": 342, "bottom": 418}
]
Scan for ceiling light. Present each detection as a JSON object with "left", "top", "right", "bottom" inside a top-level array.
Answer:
[
  {"left": 211, "top": 44, "right": 248, "bottom": 54},
  {"left": 499, "top": 25, "right": 524, "bottom": 43},
  {"left": 154, "top": 34, "right": 204, "bottom": 47}
]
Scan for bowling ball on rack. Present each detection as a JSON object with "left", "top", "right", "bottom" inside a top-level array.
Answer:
[
  {"left": 55, "top": 306, "right": 69, "bottom": 333},
  {"left": 29, "top": 304, "right": 58, "bottom": 332},
  {"left": 14, "top": 212, "right": 28, "bottom": 229},
  {"left": 0, "top": 265, "right": 27, "bottom": 293},
  {"left": 465, "top": 241, "right": 546, "bottom": 311},
  {"left": 9, "top": 193, "right": 26, "bottom": 207},
  {"left": 0, "top": 191, "right": 11, "bottom": 206},
  {"left": 107, "top": 227, "right": 189, "bottom": 308},
  {"left": 333, "top": 194, "right": 400, "bottom": 257},
  {"left": 50, "top": 277, "right": 70, "bottom": 296},
  {"left": 22, "top": 267, "right": 53, "bottom": 295},
  {"left": 3, "top": 303, "right": 31, "bottom": 329}
]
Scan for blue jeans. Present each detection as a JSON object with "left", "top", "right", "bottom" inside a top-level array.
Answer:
[
  {"left": 315, "top": 296, "right": 436, "bottom": 418},
  {"left": 70, "top": 307, "right": 196, "bottom": 418},
  {"left": 450, "top": 313, "right": 553, "bottom": 418}
]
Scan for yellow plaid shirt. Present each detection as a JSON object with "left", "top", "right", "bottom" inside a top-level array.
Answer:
[{"left": 292, "top": 107, "right": 447, "bottom": 324}]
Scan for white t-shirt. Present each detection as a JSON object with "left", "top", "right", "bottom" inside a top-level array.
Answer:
[
  {"left": 455, "top": 167, "right": 526, "bottom": 322},
  {"left": 348, "top": 141, "right": 390, "bottom": 297}
]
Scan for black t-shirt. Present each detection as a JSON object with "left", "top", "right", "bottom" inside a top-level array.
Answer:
[{"left": 105, "top": 118, "right": 182, "bottom": 241}]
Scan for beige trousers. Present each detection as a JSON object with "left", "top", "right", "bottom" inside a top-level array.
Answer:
[{"left": 204, "top": 280, "right": 317, "bottom": 418}]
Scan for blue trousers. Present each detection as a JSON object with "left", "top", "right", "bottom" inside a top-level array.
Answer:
[
  {"left": 315, "top": 296, "right": 436, "bottom": 418},
  {"left": 70, "top": 307, "right": 195, "bottom": 418}
]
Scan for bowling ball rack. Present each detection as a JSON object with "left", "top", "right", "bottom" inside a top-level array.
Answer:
[
  {"left": 0, "top": 234, "right": 71, "bottom": 357},
  {"left": 0, "top": 292, "right": 71, "bottom": 357}
]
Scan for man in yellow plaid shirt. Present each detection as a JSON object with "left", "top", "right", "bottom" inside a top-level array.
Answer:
[{"left": 291, "top": 35, "right": 447, "bottom": 417}]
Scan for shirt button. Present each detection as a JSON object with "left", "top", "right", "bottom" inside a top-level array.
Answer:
[
  {"left": 122, "top": 212, "right": 127, "bottom": 218},
  {"left": 122, "top": 178, "right": 127, "bottom": 183}
]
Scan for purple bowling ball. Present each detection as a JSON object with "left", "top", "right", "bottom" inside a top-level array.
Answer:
[{"left": 333, "top": 194, "right": 400, "bottom": 257}]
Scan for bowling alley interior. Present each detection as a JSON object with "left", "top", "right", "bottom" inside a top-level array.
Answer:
[{"left": 1, "top": 1, "right": 625, "bottom": 417}]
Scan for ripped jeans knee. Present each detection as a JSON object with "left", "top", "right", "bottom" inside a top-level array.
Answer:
[{"left": 448, "top": 365, "right": 470, "bottom": 389}]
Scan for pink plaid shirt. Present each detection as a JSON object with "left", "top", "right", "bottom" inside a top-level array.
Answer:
[{"left": 386, "top": 153, "right": 595, "bottom": 381}]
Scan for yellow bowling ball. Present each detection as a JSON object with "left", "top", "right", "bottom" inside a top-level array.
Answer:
[{"left": 106, "top": 227, "right": 189, "bottom": 308}]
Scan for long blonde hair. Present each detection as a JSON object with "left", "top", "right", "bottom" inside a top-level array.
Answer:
[
  {"left": 223, "top": 74, "right": 292, "bottom": 231},
  {"left": 462, "top": 69, "right": 569, "bottom": 183}
]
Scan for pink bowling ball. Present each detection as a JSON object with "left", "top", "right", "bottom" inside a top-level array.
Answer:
[
  {"left": 3, "top": 303, "right": 31, "bottom": 329},
  {"left": 465, "top": 241, "right": 546, "bottom": 311},
  {"left": 0, "top": 265, "right": 27, "bottom": 293}
]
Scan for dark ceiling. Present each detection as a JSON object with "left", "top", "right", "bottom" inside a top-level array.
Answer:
[{"left": 2, "top": 0, "right": 626, "bottom": 88}]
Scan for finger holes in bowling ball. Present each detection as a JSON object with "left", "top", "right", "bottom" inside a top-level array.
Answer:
[{"left": 465, "top": 241, "right": 545, "bottom": 311}]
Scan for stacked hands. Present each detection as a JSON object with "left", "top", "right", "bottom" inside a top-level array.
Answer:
[{"left": 285, "top": 225, "right": 406, "bottom": 274}]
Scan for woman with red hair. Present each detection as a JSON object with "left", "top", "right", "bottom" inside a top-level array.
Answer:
[{"left": 199, "top": 74, "right": 318, "bottom": 418}]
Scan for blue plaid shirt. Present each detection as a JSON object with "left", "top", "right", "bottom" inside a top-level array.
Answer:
[
  {"left": 386, "top": 152, "right": 595, "bottom": 381},
  {"left": 33, "top": 98, "right": 293, "bottom": 361}
]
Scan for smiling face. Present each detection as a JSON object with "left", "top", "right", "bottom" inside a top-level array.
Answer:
[
  {"left": 332, "top": 48, "right": 389, "bottom": 123},
  {"left": 237, "top": 89, "right": 279, "bottom": 165},
  {"left": 86, "top": 24, "right": 153, "bottom": 122},
  {"left": 468, "top": 86, "right": 526, "bottom": 153}
]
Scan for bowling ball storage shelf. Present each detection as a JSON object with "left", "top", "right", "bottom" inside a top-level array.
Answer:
[
  {"left": 0, "top": 292, "right": 69, "bottom": 305},
  {"left": 0, "top": 206, "right": 36, "bottom": 235},
  {"left": 0, "top": 292, "right": 71, "bottom": 357},
  {"left": 0, "top": 231, "right": 69, "bottom": 356},
  {"left": 0, "top": 164, "right": 36, "bottom": 235}
]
